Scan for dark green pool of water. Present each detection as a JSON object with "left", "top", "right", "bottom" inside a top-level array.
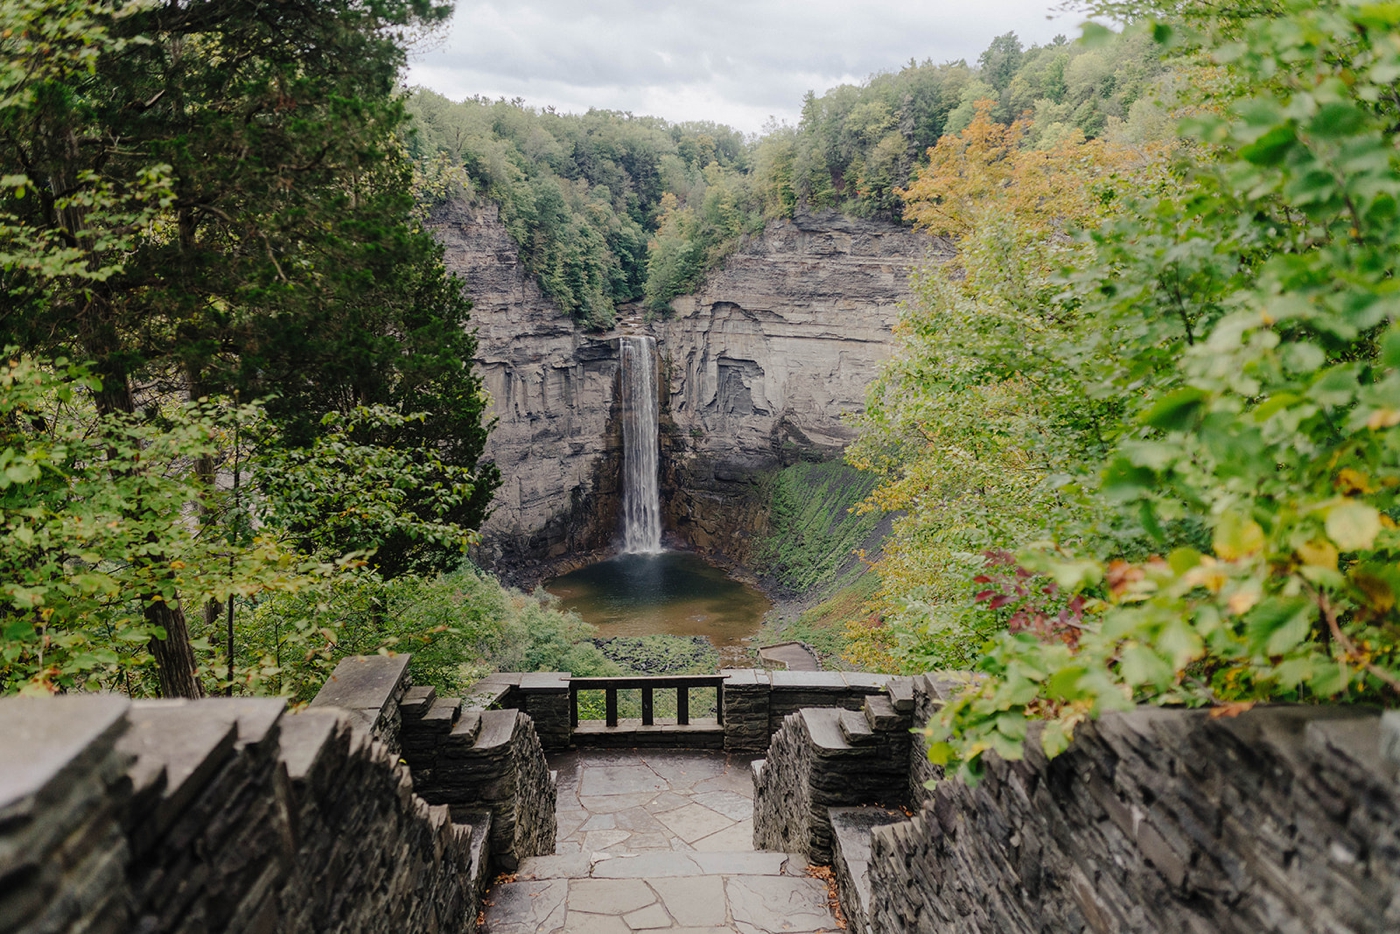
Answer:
[{"left": 544, "top": 551, "right": 770, "bottom": 655}]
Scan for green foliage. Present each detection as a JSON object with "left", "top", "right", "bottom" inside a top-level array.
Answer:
[
  {"left": 0, "top": 356, "right": 326, "bottom": 694},
  {"left": 905, "top": 2, "right": 1400, "bottom": 783},
  {"left": 242, "top": 565, "right": 609, "bottom": 700},
  {"left": 590, "top": 635, "right": 719, "bottom": 675},
  {"left": 752, "top": 461, "right": 884, "bottom": 594},
  {"left": 256, "top": 406, "right": 486, "bottom": 578},
  {"left": 0, "top": 0, "right": 496, "bottom": 693},
  {"left": 406, "top": 91, "right": 751, "bottom": 325},
  {"left": 406, "top": 28, "right": 1167, "bottom": 320}
]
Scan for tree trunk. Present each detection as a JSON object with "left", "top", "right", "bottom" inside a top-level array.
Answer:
[{"left": 147, "top": 599, "right": 205, "bottom": 699}]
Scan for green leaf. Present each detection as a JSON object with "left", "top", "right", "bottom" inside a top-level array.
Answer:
[
  {"left": 1243, "top": 598, "right": 1314, "bottom": 656},
  {"left": 1239, "top": 125, "right": 1297, "bottom": 166},
  {"left": 1325, "top": 501, "right": 1383, "bottom": 551},
  {"left": 1214, "top": 511, "right": 1265, "bottom": 561},
  {"left": 1309, "top": 103, "right": 1368, "bottom": 139},
  {"left": 1079, "top": 21, "right": 1115, "bottom": 48},
  {"left": 1143, "top": 387, "right": 1207, "bottom": 431},
  {"left": 1120, "top": 645, "right": 1174, "bottom": 688}
]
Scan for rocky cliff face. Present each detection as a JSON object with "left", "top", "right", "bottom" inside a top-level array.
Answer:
[
  {"left": 430, "top": 201, "right": 947, "bottom": 569},
  {"left": 429, "top": 200, "right": 623, "bottom": 565},
  {"left": 656, "top": 212, "right": 947, "bottom": 561}
]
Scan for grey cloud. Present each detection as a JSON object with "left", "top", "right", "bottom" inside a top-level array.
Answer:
[{"left": 407, "top": 0, "right": 1076, "bottom": 132}]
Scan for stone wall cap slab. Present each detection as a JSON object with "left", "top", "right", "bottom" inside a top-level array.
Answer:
[
  {"left": 308, "top": 654, "right": 411, "bottom": 721},
  {"left": 840, "top": 672, "right": 896, "bottom": 689},
  {"left": 136, "top": 697, "right": 285, "bottom": 750},
  {"left": 463, "top": 682, "right": 511, "bottom": 711},
  {"left": 401, "top": 684, "right": 437, "bottom": 718},
  {"left": 769, "top": 671, "right": 848, "bottom": 690},
  {"left": 277, "top": 708, "right": 347, "bottom": 782},
  {"left": 800, "top": 708, "right": 859, "bottom": 755},
  {"left": 520, "top": 672, "right": 570, "bottom": 692},
  {"left": 119, "top": 702, "right": 240, "bottom": 826},
  {"left": 720, "top": 668, "right": 766, "bottom": 686},
  {"left": 476, "top": 709, "right": 521, "bottom": 749},
  {"left": 0, "top": 694, "right": 130, "bottom": 819},
  {"left": 478, "top": 672, "right": 523, "bottom": 687}
]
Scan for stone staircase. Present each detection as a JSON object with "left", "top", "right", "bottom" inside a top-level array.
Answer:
[
  {"left": 752, "top": 676, "right": 929, "bottom": 934},
  {"left": 479, "top": 748, "right": 843, "bottom": 934},
  {"left": 396, "top": 682, "right": 558, "bottom": 871}
]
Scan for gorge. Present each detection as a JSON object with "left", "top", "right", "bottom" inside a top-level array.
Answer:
[{"left": 430, "top": 201, "right": 948, "bottom": 579}]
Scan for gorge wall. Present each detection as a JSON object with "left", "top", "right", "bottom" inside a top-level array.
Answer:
[
  {"left": 655, "top": 212, "right": 944, "bottom": 563},
  {"left": 430, "top": 201, "right": 946, "bottom": 569}
]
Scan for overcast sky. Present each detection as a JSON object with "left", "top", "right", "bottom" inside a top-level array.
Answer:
[{"left": 405, "top": 1, "right": 1085, "bottom": 135}]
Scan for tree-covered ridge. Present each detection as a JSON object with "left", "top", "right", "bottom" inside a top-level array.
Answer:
[
  {"left": 405, "top": 26, "right": 1169, "bottom": 324},
  {"left": 406, "top": 91, "right": 755, "bottom": 327}
]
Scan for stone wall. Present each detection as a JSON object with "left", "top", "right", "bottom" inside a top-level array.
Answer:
[
  {"left": 1, "top": 693, "right": 479, "bottom": 934},
  {"left": 747, "top": 673, "right": 1400, "bottom": 934}
]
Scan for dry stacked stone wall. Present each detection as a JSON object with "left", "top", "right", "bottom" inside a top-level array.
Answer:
[
  {"left": 749, "top": 673, "right": 1400, "bottom": 934},
  {"left": 1, "top": 694, "right": 479, "bottom": 934},
  {"left": 869, "top": 704, "right": 1400, "bottom": 934},
  {"left": 1, "top": 654, "right": 564, "bottom": 934}
]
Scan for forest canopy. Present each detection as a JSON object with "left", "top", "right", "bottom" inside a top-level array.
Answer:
[{"left": 404, "top": 26, "right": 1169, "bottom": 324}]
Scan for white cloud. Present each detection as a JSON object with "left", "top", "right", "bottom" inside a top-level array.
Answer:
[{"left": 405, "top": 0, "right": 1081, "bottom": 134}]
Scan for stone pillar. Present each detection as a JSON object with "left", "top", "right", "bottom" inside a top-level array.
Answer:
[
  {"left": 517, "top": 671, "right": 571, "bottom": 749},
  {"left": 722, "top": 668, "right": 772, "bottom": 753}
]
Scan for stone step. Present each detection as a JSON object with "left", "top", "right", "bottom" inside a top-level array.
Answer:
[
  {"left": 863, "top": 694, "right": 904, "bottom": 732},
  {"left": 399, "top": 684, "right": 436, "bottom": 719},
  {"left": 838, "top": 709, "right": 878, "bottom": 746},
  {"left": 515, "top": 850, "right": 808, "bottom": 880},
  {"left": 800, "top": 708, "right": 863, "bottom": 756},
  {"left": 443, "top": 711, "right": 483, "bottom": 748},
  {"left": 488, "top": 851, "right": 837, "bottom": 934},
  {"left": 406, "top": 696, "right": 461, "bottom": 736},
  {"left": 885, "top": 678, "right": 915, "bottom": 713},
  {"left": 829, "top": 807, "right": 909, "bottom": 934}
]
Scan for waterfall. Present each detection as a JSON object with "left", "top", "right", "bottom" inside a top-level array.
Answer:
[{"left": 619, "top": 335, "right": 663, "bottom": 554}]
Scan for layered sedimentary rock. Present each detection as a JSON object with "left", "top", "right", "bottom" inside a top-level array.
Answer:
[
  {"left": 428, "top": 199, "right": 624, "bottom": 564},
  {"left": 432, "top": 201, "right": 945, "bottom": 566},
  {"left": 656, "top": 212, "right": 944, "bottom": 560}
]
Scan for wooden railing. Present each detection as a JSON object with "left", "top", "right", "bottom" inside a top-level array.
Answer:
[{"left": 569, "top": 675, "right": 727, "bottom": 728}]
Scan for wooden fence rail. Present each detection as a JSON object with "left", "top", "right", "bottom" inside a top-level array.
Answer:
[{"left": 569, "top": 675, "right": 727, "bottom": 728}]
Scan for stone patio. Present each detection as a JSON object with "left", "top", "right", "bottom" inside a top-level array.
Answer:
[{"left": 481, "top": 749, "right": 842, "bottom": 934}]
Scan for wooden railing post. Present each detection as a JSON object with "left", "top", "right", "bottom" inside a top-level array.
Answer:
[
  {"left": 641, "top": 686, "right": 654, "bottom": 726},
  {"left": 677, "top": 686, "right": 689, "bottom": 726},
  {"left": 606, "top": 687, "right": 618, "bottom": 727},
  {"left": 570, "top": 683, "right": 579, "bottom": 728},
  {"left": 716, "top": 683, "right": 724, "bottom": 725}
]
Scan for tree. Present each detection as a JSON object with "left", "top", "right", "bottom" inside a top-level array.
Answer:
[
  {"left": 921, "top": 3, "right": 1400, "bottom": 783},
  {"left": 0, "top": 0, "right": 494, "bottom": 693}
]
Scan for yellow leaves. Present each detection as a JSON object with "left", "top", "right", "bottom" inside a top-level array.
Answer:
[
  {"left": 1213, "top": 511, "right": 1265, "bottom": 561},
  {"left": 169, "top": 559, "right": 186, "bottom": 570},
  {"left": 1296, "top": 538, "right": 1339, "bottom": 570},
  {"left": 1366, "top": 408, "right": 1400, "bottom": 429},
  {"left": 1335, "top": 468, "right": 1374, "bottom": 494},
  {"left": 1208, "top": 700, "right": 1256, "bottom": 719}
]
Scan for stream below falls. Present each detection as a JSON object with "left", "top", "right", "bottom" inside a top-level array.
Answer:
[{"left": 544, "top": 551, "right": 770, "bottom": 665}]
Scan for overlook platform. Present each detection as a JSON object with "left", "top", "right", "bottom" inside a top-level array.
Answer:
[{"left": 482, "top": 749, "right": 842, "bottom": 934}]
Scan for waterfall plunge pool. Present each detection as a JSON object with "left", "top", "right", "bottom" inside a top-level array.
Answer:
[{"left": 544, "top": 551, "right": 770, "bottom": 663}]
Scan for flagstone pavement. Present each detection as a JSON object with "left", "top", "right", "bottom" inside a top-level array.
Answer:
[{"left": 480, "top": 749, "right": 842, "bottom": 934}]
